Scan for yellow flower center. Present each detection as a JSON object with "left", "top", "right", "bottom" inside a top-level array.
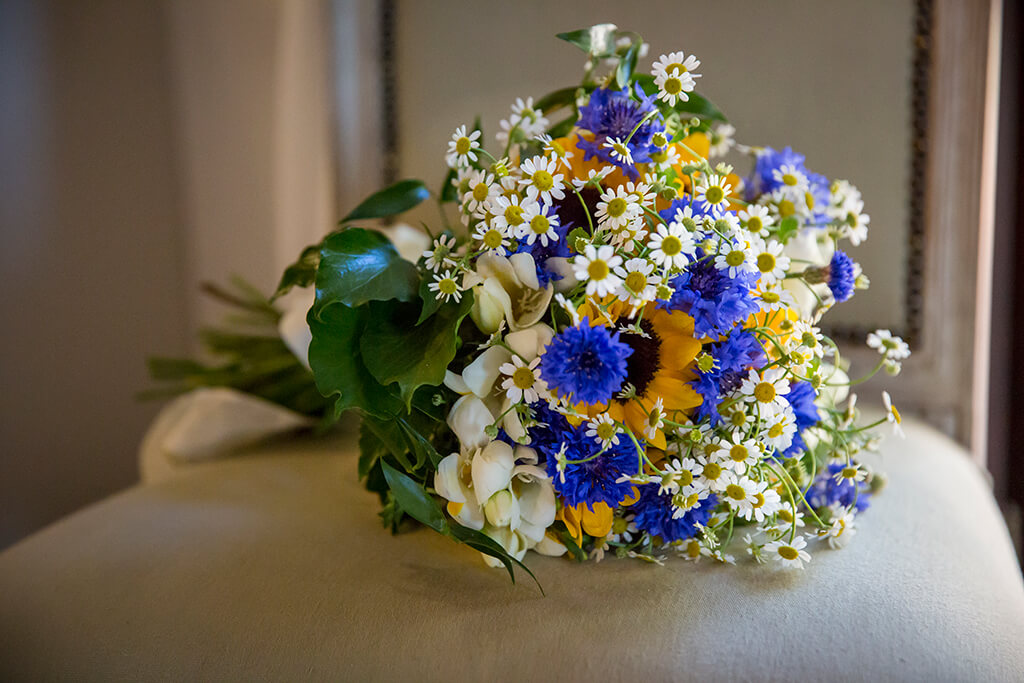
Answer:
[
  {"left": 588, "top": 259, "right": 610, "bottom": 281},
  {"left": 667, "top": 62, "right": 687, "bottom": 74},
  {"left": 762, "top": 291, "right": 780, "bottom": 304},
  {"left": 624, "top": 271, "right": 648, "bottom": 294},
  {"left": 661, "top": 235, "right": 683, "bottom": 257},
  {"left": 757, "top": 253, "right": 776, "bottom": 273},
  {"left": 730, "top": 444, "right": 748, "bottom": 462},
  {"left": 890, "top": 406, "right": 902, "bottom": 424},
  {"left": 726, "top": 484, "right": 746, "bottom": 501},
  {"left": 481, "top": 229, "right": 503, "bottom": 249},
  {"left": 705, "top": 185, "right": 725, "bottom": 204},
  {"left": 596, "top": 422, "right": 617, "bottom": 441},
  {"left": 782, "top": 173, "right": 798, "bottom": 186},
  {"left": 747, "top": 216, "right": 763, "bottom": 232},
  {"left": 751, "top": 492, "right": 765, "bottom": 509},
  {"left": 778, "top": 546, "right": 799, "bottom": 560},
  {"left": 703, "top": 462, "right": 722, "bottom": 480},
  {"left": 685, "top": 539, "right": 701, "bottom": 558},
  {"left": 767, "top": 423, "right": 784, "bottom": 438},
  {"left": 725, "top": 250, "right": 745, "bottom": 267},
  {"left": 438, "top": 278, "right": 457, "bottom": 295},
  {"left": 805, "top": 191, "right": 815, "bottom": 209},
  {"left": 677, "top": 469, "right": 693, "bottom": 487},
  {"left": 532, "top": 170, "right": 554, "bottom": 192},
  {"left": 779, "top": 199, "right": 796, "bottom": 217},
  {"left": 455, "top": 136, "right": 471, "bottom": 155},
  {"left": 530, "top": 214, "right": 550, "bottom": 235},
  {"left": 472, "top": 182, "right": 490, "bottom": 202},
  {"left": 754, "top": 381, "right": 776, "bottom": 403},
  {"left": 841, "top": 466, "right": 858, "bottom": 480},
  {"left": 607, "top": 197, "right": 628, "bottom": 218},
  {"left": 512, "top": 367, "right": 535, "bottom": 390},
  {"left": 549, "top": 140, "right": 566, "bottom": 157},
  {"left": 504, "top": 204, "right": 524, "bottom": 226},
  {"left": 664, "top": 77, "right": 682, "bottom": 95}
]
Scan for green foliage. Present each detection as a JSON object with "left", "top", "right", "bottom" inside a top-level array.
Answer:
[
  {"left": 342, "top": 179, "right": 431, "bottom": 222},
  {"left": 315, "top": 228, "right": 419, "bottom": 310},
  {"left": 273, "top": 243, "right": 323, "bottom": 300},
  {"left": 556, "top": 24, "right": 618, "bottom": 57},
  {"left": 615, "top": 42, "right": 640, "bottom": 89},
  {"left": 360, "top": 295, "right": 473, "bottom": 410},
  {"left": 776, "top": 216, "right": 800, "bottom": 242},
  {"left": 635, "top": 75, "right": 728, "bottom": 123}
]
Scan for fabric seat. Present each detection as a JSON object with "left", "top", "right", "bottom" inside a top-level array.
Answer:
[{"left": 1, "top": 417, "right": 1022, "bottom": 681}]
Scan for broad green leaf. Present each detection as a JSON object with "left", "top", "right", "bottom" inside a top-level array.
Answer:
[
  {"left": 273, "top": 243, "right": 323, "bottom": 300},
  {"left": 362, "top": 414, "right": 419, "bottom": 472},
  {"left": 380, "top": 460, "right": 446, "bottom": 533},
  {"left": 315, "top": 228, "right": 419, "bottom": 310},
  {"left": 416, "top": 275, "right": 442, "bottom": 324},
  {"left": 556, "top": 24, "right": 618, "bottom": 56},
  {"left": 615, "top": 42, "right": 640, "bottom": 89},
  {"left": 397, "top": 418, "right": 443, "bottom": 468},
  {"left": 342, "top": 179, "right": 431, "bottom": 222},
  {"left": 535, "top": 86, "right": 580, "bottom": 114},
  {"left": 358, "top": 419, "right": 388, "bottom": 480},
  {"left": 446, "top": 524, "right": 543, "bottom": 591},
  {"left": 777, "top": 216, "right": 800, "bottom": 242},
  {"left": 306, "top": 303, "right": 403, "bottom": 418},
  {"left": 360, "top": 294, "right": 474, "bottom": 410}
]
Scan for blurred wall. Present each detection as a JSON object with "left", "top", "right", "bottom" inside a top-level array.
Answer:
[{"left": 0, "top": 0, "right": 188, "bottom": 548}]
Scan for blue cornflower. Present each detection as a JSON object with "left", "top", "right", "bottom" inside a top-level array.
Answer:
[
  {"left": 539, "top": 318, "right": 632, "bottom": 405},
  {"left": 575, "top": 86, "right": 664, "bottom": 179},
  {"left": 659, "top": 251, "right": 760, "bottom": 338},
  {"left": 658, "top": 195, "right": 718, "bottom": 226},
  {"left": 783, "top": 380, "right": 820, "bottom": 457},
  {"left": 747, "top": 146, "right": 809, "bottom": 197},
  {"left": 806, "top": 463, "right": 871, "bottom": 512},
  {"left": 531, "top": 404, "right": 639, "bottom": 509},
  {"left": 825, "top": 250, "right": 856, "bottom": 303},
  {"left": 806, "top": 171, "right": 832, "bottom": 225},
  {"left": 690, "top": 329, "right": 765, "bottom": 424},
  {"left": 631, "top": 485, "right": 717, "bottom": 543}
]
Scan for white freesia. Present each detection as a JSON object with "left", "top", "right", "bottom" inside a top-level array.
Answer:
[{"left": 464, "top": 252, "right": 553, "bottom": 333}]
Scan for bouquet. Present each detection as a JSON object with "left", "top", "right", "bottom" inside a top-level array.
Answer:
[{"left": 158, "top": 25, "right": 910, "bottom": 584}]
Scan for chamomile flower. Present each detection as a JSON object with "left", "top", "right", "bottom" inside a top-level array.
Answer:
[
  {"left": 882, "top": 391, "right": 903, "bottom": 437},
  {"left": 445, "top": 125, "right": 481, "bottom": 168},
  {"left": 774, "top": 505, "right": 805, "bottom": 535},
  {"left": 428, "top": 269, "right": 463, "bottom": 303},
  {"left": 772, "top": 164, "right": 809, "bottom": 190},
  {"left": 819, "top": 505, "right": 857, "bottom": 549},
  {"left": 721, "top": 475, "right": 760, "bottom": 514},
  {"left": 519, "top": 155, "right": 566, "bottom": 205},
  {"left": 461, "top": 169, "right": 498, "bottom": 214},
  {"left": 694, "top": 451, "right": 734, "bottom": 493},
  {"left": 652, "top": 51, "right": 701, "bottom": 81},
  {"left": 764, "top": 535, "right": 811, "bottom": 569},
  {"left": 648, "top": 221, "right": 695, "bottom": 271},
  {"left": 695, "top": 173, "right": 732, "bottom": 216},
  {"left": 517, "top": 202, "right": 560, "bottom": 247},
  {"left": 573, "top": 244, "right": 623, "bottom": 298},
  {"left": 586, "top": 413, "right": 621, "bottom": 448},
  {"left": 708, "top": 123, "right": 736, "bottom": 158},
  {"left": 740, "top": 367, "right": 791, "bottom": 414},
  {"left": 739, "top": 486, "right": 782, "bottom": 523},
  {"left": 654, "top": 68, "right": 695, "bottom": 106},
  {"left": 644, "top": 397, "right": 666, "bottom": 441},
  {"left": 489, "top": 193, "right": 535, "bottom": 233},
  {"left": 595, "top": 185, "right": 641, "bottom": 231},
  {"left": 760, "top": 408, "right": 797, "bottom": 452},
  {"left": 499, "top": 355, "right": 545, "bottom": 404},
  {"left": 614, "top": 257, "right": 661, "bottom": 309},
  {"left": 867, "top": 329, "right": 911, "bottom": 360},
  {"left": 650, "top": 143, "right": 682, "bottom": 171},
  {"left": 422, "top": 235, "right": 457, "bottom": 272},
  {"left": 751, "top": 239, "right": 790, "bottom": 285},
  {"left": 535, "top": 133, "right": 574, "bottom": 169},
  {"left": 472, "top": 223, "right": 509, "bottom": 254},
  {"left": 570, "top": 167, "right": 612, "bottom": 191},
  {"left": 659, "top": 457, "right": 699, "bottom": 495},
  {"left": 603, "top": 136, "right": 634, "bottom": 165},
  {"left": 757, "top": 283, "right": 797, "bottom": 312},
  {"left": 791, "top": 321, "right": 826, "bottom": 358},
  {"left": 713, "top": 240, "right": 757, "bottom": 278},
  {"left": 623, "top": 179, "right": 657, "bottom": 206},
  {"left": 739, "top": 205, "right": 774, "bottom": 238},
  {"left": 722, "top": 432, "right": 760, "bottom": 474}
]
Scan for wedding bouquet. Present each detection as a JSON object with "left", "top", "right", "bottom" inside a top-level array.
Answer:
[{"left": 159, "top": 25, "right": 909, "bottom": 583}]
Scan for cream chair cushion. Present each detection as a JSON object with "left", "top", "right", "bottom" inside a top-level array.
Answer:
[{"left": 1, "top": 417, "right": 1022, "bottom": 681}]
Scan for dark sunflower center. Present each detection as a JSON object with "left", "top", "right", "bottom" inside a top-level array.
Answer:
[{"left": 616, "top": 319, "right": 661, "bottom": 400}]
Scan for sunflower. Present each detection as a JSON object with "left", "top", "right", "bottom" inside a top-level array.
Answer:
[{"left": 577, "top": 301, "right": 703, "bottom": 450}]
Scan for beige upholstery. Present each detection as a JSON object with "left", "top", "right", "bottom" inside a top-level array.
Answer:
[{"left": 2, "top": 417, "right": 1022, "bottom": 681}]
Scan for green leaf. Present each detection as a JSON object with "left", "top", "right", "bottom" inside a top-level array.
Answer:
[
  {"left": 342, "top": 179, "right": 431, "bottom": 222},
  {"left": 315, "top": 228, "right": 419, "bottom": 310},
  {"left": 777, "top": 216, "right": 800, "bottom": 242},
  {"left": 447, "top": 524, "right": 542, "bottom": 592},
  {"left": 635, "top": 75, "right": 728, "bottom": 123},
  {"left": 362, "top": 413, "right": 419, "bottom": 472},
  {"left": 306, "top": 303, "right": 403, "bottom": 418},
  {"left": 397, "top": 418, "right": 443, "bottom": 468},
  {"left": 273, "top": 243, "right": 323, "bottom": 299},
  {"left": 615, "top": 42, "right": 640, "bottom": 89},
  {"left": 380, "top": 460, "right": 446, "bottom": 533},
  {"left": 358, "top": 419, "right": 388, "bottom": 480},
  {"left": 360, "top": 294, "right": 473, "bottom": 410},
  {"left": 566, "top": 226, "right": 590, "bottom": 253},
  {"left": 439, "top": 168, "right": 458, "bottom": 203},
  {"left": 556, "top": 24, "right": 618, "bottom": 56},
  {"left": 416, "top": 275, "right": 442, "bottom": 325},
  {"left": 535, "top": 86, "right": 580, "bottom": 114}
]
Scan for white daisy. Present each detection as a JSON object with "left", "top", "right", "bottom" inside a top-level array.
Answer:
[
  {"left": 603, "top": 136, "right": 634, "bottom": 165},
  {"left": 586, "top": 414, "right": 621, "bottom": 448},
  {"left": 461, "top": 169, "right": 498, "bottom": 214},
  {"left": 772, "top": 164, "right": 809, "bottom": 190},
  {"left": 818, "top": 505, "right": 857, "bottom": 549},
  {"left": 654, "top": 68, "right": 695, "bottom": 106},
  {"left": 535, "top": 133, "right": 574, "bottom": 169},
  {"left": 422, "top": 235, "right": 457, "bottom": 272},
  {"left": 445, "top": 125, "right": 481, "bottom": 168},
  {"left": 722, "top": 432, "right": 760, "bottom": 475},
  {"left": 570, "top": 167, "right": 612, "bottom": 191},
  {"left": 499, "top": 355, "right": 544, "bottom": 404},
  {"left": 867, "top": 329, "right": 911, "bottom": 360},
  {"left": 693, "top": 451, "right": 734, "bottom": 493},
  {"left": 752, "top": 239, "right": 790, "bottom": 285},
  {"left": 644, "top": 397, "right": 666, "bottom": 441},
  {"left": 472, "top": 223, "right": 509, "bottom": 254},
  {"left": 764, "top": 535, "right": 811, "bottom": 569},
  {"left": 695, "top": 173, "right": 732, "bottom": 216},
  {"left": 651, "top": 51, "right": 701, "bottom": 81},
  {"left": 708, "top": 123, "right": 736, "bottom": 158},
  {"left": 595, "top": 185, "right": 641, "bottom": 231},
  {"left": 739, "top": 486, "right": 782, "bottom": 523},
  {"left": 658, "top": 457, "right": 699, "bottom": 495},
  {"left": 428, "top": 269, "right": 463, "bottom": 303},
  {"left": 721, "top": 475, "right": 760, "bottom": 515},
  {"left": 648, "top": 221, "right": 696, "bottom": 271},
  {"left": 739, "top": 367, "right": 791, "bottom": 415},
  {"left": 517, "top": 203, "right": 560, "bottom": 247},
  {"left": 757, "top": 283, "right": 796, "bottom": 312},
  {"left": 488, "top": 193, "right": 536, "bottom": 233},
  {"left": 614, "top": 257, "right": 661, "bottom": 309},
  {"left": 518, "top": 155, "right": 566, "bottom": 206},
  {"left": 882, "top": 391, "right": 903, "bottom": 437},
  {"left": 760, "top": 408, "right": 797, "bottom": 453},
  {"left": 573, "top": 244, "right": 623, "bottom": 298},
  {"left": 713, "top": 240, "right": 757, "bottom": 278},
  {"left": 739, "top": 205, "right": 774, "bottom": 238}
]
